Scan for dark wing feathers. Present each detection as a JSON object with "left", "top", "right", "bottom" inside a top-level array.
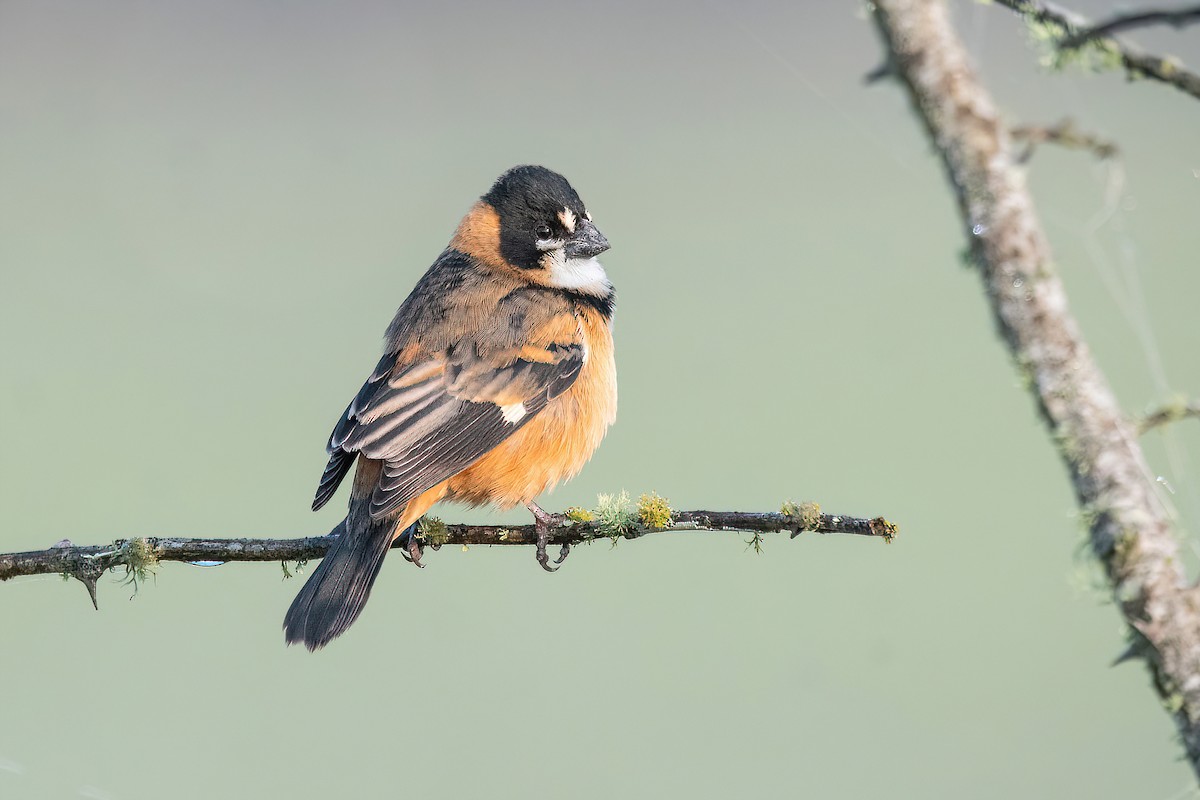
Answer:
[
  {"left": 366, "top": 345, "right": 585, "bottom": 518},
  {"left": 282, "top": 516, "right": 398, "bottom": 650},
  {"left": 369, "top": 398, "right": 543, "bottom": 518},
  {"left": 545, "top": 347, "right": 584, "bottom": 400},
  {"left": 311, "top": 295, "right": 586, "bottom": 517},
  {"left": 311, "top": 449, "right": 355, "bottom": 512}
]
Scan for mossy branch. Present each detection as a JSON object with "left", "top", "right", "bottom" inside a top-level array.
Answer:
[
  {"left": 0, "top": 504, "right": 897, "bottom": 605},
  {"left": 991, "top": 0, "right": 1200, "bottom": 102}
]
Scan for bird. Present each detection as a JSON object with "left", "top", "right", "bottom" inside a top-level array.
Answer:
[{"left": 283, "top": 165, "right": 617, "bottom": 651}]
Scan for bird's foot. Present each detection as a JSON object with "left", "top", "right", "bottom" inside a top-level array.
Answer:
[
  {"left": 527, "top": 501, "right": 571, "bottom": 573},
  {"left": 395, "top": 521, "right": 426, "bottom": 569}
]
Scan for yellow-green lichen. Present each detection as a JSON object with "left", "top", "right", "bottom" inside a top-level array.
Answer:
[
  {"left": 565, "top": 506, "right": 595, "bottom": 524},
  {"left": 121, "top": 537, "right": 159, "bottom": 589},
  {"left": 1014, "top": 353, "right": 1035, "bottom": 392},
  {"left": 782, "top": 500, "right": 823, "bottom": 532},
  {"left": 594, "top": 491, "right": 636, "bottom": 542},
  {"left": 1138, "top": 395, "right": 1196, "bottom": 433},
  {"left": 745, "top": 531, "right": 765, "bottom": 555},
  {"left": 869, "top": 517, "right": 899, "bottom": 544},
  {"left": 418, "top": 516, "right": 450, "bottom": 547},
  {"left": 1052, "top": 425, "right": 1090, "bottom": 476},
  {"left": 1024, "top": 17, "right": 1122, "bottom": 73},
  {"left": 1077, "top": 502, "right": 1101, "bottom": 533},
  {"left": 1159, "top": 396, "right": 1191, "bottom": 422},
  {"left": 637, "top": 492, "right": 673, "bottom": 529},
  {"left": 1111, "top": 529, "right": 1141, "bottom": 575}
]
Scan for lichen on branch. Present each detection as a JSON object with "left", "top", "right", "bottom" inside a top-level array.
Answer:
[{"left": 0, "top": 495, "right": 897, "bottom": 606}]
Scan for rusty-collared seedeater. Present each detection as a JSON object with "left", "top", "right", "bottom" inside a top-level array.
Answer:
[{"left": 284, "top": 166, "right": 616, "bottom": 650}]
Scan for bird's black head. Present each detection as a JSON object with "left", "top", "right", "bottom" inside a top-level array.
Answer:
[{"left": 481, "top": 165, "right": 611, "bottom": 282}]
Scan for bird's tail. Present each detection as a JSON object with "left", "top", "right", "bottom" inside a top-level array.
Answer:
[{"left": 283, "top": 517, "right": 416, "bottom": 651}]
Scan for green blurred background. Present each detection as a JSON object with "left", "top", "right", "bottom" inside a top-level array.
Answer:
[{"left": 2, "top": 1, "right": 1199, "bottom": 797}]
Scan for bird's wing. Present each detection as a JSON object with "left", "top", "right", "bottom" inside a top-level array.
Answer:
[{"left": 312, "top": 290, "right": 585, "bottom": 519}]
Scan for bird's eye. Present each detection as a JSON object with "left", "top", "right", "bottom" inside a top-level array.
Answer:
[{"left": 535, "top": 224, "right": 553, "bottom": 241}]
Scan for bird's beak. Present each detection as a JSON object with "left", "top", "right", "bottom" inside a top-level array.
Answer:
[{"left": 564, "top": 219, "right": 610, "bottom": 259}]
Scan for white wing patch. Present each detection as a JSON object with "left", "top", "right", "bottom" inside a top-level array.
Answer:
[{"left": 499, "top": 402, "right": 527, "bottom": 424}]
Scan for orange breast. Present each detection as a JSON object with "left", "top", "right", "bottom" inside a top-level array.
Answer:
[{"left": 445, "top": 306, "right": 617, "bottom": 508}]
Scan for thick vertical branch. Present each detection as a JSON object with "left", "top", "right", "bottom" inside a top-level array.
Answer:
[{"left": 872, "top": 0, "right": 1200, "bottom": 778}]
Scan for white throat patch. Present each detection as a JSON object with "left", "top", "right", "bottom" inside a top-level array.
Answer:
[{"left": 544, "top": 253, "right": 611, "bottom": 296}]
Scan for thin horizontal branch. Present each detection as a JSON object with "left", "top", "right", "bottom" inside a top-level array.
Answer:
[
  {"left": 992, "top": 0, "right": 1200, "bottom": 101},
  {"left": 0, "top": 509, "right": 897, "bottom": 605},
  {"left": 1138, "top": 399, "right": 1200, "bottom": 434},
  {"left": 1059, "top": 6, "right": 1200, "bottom": 49}
]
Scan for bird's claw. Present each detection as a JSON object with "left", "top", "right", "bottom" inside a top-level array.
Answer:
[
  {"left": 536, "top": 540, "right": 570, "bottom": 573},
  {"left": 396, "top": 522, "right": 426, "bottom": 569},
  {"left": 528, "top": 501, "right": 570, "bottom": 573},
  {"left": 404, "top": 538, "right": 425, "bottom": 568},
  {"left": 536, "top": 540, "right": 559, "bottom": 572}
]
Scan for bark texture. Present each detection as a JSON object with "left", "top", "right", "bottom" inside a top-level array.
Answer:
[
  {"left": 0, "top": 508, "right": 896, "bottom": 604},
  {"left": 872, "top": 0, "right": 1200, "bottom": 778}
]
